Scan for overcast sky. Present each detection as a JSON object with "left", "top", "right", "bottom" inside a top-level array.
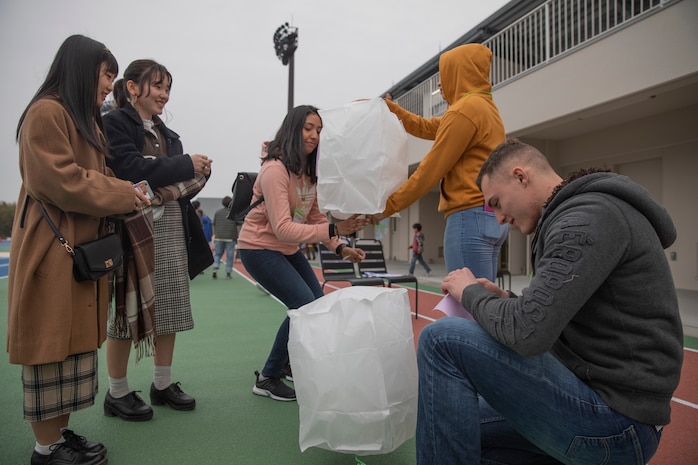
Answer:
[{"left": 0, "top": 0, "right": 509, "bottom": 203}]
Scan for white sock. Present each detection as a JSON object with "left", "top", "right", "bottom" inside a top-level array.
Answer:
[
  {"left": 153, "top": 365, "right": 172, "bottom": 390},
  {"left": 108, "top": 376, "right": 131, "bottom": 399},
  {"left": 35, "top": 437, "right": 65, "bottom": 455}
]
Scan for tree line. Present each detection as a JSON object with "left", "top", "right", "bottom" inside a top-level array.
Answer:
[{"left": 0, "top": 202, "right": 16, "bottom": 238}]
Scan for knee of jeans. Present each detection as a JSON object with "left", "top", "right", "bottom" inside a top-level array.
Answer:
[
  {"left": 418, "top": 319, "right": 487, "bottom": 375},
  {"left": 417, "top": 322, "right": 442, "bottom": 362},
  {"left": 419, "top": 318, "right": 473, "bottom": 349}
]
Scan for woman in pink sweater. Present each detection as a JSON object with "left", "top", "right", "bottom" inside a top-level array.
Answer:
[{"left": 237, "top": 105, "right": 368, "bottom": 401}]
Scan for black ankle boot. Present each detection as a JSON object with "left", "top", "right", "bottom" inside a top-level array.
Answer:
[
  {"left": 30, "top": 442, "right": 106, "bottom": 465},
  {"left": 61, "top": 429, "right": 106, "bottom": 455},
  {"left": 150, "top": 382, "right": 196, "bottom": 410},
  {"left": 104, "top": 391, "right": 153, "bottom": 421}
]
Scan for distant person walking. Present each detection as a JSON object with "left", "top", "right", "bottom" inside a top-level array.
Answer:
[
  {"left": 408, "top": 223, "right": 432, "bottom": 276},
  {"left": 212, "top": 196, "right": 238, "bottom": 279},
  {"left": 303, "top": 242, "right": 316, "bottom": 260},
  {"left": 193, "top": 200, "right": 213, "bottom": 247}
]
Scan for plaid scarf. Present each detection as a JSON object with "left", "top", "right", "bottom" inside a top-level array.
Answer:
[{"left": 113, "top": 173, "right": 207, "bottom": 361}]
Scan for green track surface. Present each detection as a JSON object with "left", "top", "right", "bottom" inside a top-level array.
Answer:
[{"left": 1, "top": 267, "right": 696, "bottom": 464}]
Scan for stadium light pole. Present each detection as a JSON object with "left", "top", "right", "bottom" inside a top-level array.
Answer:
[{"left": 273, "top": 22, "right": 298, "bottom": 113}]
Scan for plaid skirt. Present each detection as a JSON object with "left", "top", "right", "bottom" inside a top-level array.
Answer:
[{"left": 22, "top": 351, "right": 98, "bottom": 422}]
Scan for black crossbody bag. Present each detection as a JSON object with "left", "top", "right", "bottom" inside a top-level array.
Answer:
[{"left": 38, "top": 203, "right": 123, "bottom": 282}]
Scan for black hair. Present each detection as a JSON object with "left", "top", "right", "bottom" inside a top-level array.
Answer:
[
  {"left": 16, "top": 34, "right": 118, "bottom": 154},
  {"left": 112, "top": 78, "right": 129, "bottom": 108},
  {"left": 262, "top": 105, "right": 321, "bottom": 184},
  {"left": 412, "top": 223, "right": 422, "bottom": 230},
  {"left": 121, "top": 59, "right": 172, "bottom": 105}
]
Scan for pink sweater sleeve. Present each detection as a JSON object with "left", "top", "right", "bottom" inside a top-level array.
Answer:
[{"left": 237, "top": 160, "right": 342, "bottom": 254}]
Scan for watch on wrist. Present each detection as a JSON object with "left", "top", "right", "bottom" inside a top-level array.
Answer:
[{"left": 335, "top": 244, "right": 347, "bottom": 256}]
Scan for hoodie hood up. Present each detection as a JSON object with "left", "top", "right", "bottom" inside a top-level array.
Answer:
[{"left": 438, "top": 43, "right": 493, "bottom": 106}]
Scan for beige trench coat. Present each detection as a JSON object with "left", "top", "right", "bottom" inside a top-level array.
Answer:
[{"left": 7, "top": 98, "right": 139, "bottom": 365}]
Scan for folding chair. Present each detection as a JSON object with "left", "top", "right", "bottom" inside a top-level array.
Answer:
[
  {"left": 317, "top": 243, "right": 385, "bottom": 291},
  {"left": 497, "top": 268, "right": 511, "bottom": 291},
  {"left": 353, "top": 238, "right": 419, "bottom": 318}
]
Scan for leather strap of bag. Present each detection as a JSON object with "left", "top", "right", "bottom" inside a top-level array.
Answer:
[
  {"left": 36, "top": 200, "right": 75, "bottom": 256},
  {"left": 243, "top": 196, "right": 264, "bottom": 216}
]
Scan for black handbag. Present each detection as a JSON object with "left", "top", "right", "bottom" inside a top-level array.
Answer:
[
  {"left": 71, "top": 233, "right": 123, "bottom": 281},
  {"left": 185, "top": 202, "right": 214, "bottom": 279},
  {"left": 38, "top": 203, "right": 123, "bottom": 282}
]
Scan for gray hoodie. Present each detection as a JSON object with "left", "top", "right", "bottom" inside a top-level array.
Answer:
[{"left": 462, "top": 172, "right": 683, "bottom": 426}]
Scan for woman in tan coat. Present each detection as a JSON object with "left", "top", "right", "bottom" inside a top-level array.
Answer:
[{"left": 7, "top": 35, "right": 148, "bottom": 465}]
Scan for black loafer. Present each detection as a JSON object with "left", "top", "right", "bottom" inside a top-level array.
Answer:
[
  {"left": 150, "top": 382, "right": 196, "bottom": 410},
  {"left": 30, "top": 442, "right": 106, "bottom": 465},
  {"left": 104, "top": 391, "right": 153, "bottom": 421},
  {"left": 61, "top": 429, "right": 106, "bottom": 455}
]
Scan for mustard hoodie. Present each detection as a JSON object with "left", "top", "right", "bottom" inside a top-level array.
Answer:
[{"left": 383, "top": 43, "right": 505, "bottom": 218}]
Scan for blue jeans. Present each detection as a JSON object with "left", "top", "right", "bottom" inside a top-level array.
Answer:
[
  {"left": 213, "top": 240, "right": 236, "bottom": 274},
  {"left": 416, "top": 318, "right": 662, "bottom": 465},
  {"left": 409, "top": 252, "right": 431, "bottom": 274},
  {"left": 238, "top": 248, "right": 324, "bottom": 377},
  {"left": 444, "top": 206, "right": 509, "bottom": 279}
]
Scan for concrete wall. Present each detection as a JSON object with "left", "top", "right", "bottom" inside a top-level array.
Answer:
[
  {"left": 547, "top": 105, "right": 698, "bottom": 292},
  {"left": 495, "top": 0, "right": 698, "bottom": 136}
]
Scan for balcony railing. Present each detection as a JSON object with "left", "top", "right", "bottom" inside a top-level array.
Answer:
[{"left": 396, "top": 0, "right": 673, "bottom": 117}]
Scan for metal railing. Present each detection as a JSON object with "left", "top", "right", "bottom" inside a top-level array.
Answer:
[{"left": 396, "top": 0, "right": 672, "bottom": 117}]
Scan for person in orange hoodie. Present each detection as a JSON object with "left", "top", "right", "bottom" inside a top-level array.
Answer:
[{"left": 372, "top": 44, "right": 508, "bottom": 280}]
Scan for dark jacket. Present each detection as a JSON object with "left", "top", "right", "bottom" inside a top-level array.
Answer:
[
  {"left": 103, "top": 103, "right": 193, "bottom": 187},
  {"left": 103, "top": 104, "right": 212, "bottom": 277},
  {"left": 462, "top": 172, "right": 683, "bottom": 426},
  {"left": 212, "top": 206, "right": 238, "bottom": 241}
]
